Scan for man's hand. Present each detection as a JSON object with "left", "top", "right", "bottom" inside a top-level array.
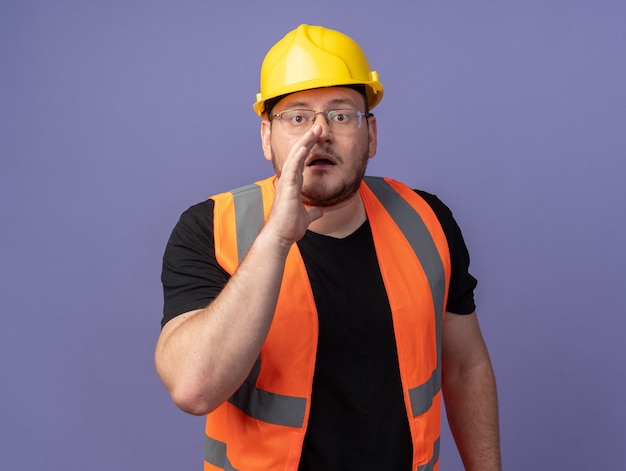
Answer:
[{"left": 265, "top": 124, "right": 324, "bottom": 249}]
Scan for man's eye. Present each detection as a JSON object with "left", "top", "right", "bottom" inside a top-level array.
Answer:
[
  {"left": 289, "top": 114, "right": 308, "bottom": 125},
  {"left": 331, "top": 112, "right": 350, "bottom": 123}
]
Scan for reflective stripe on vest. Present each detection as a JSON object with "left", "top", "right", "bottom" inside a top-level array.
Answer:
[
  {"left": 227, "top": 356, "right": 307, "bottom": 428},
  {"left": 231, "top": 183, "right": 265, "bottom": 263},
  {"left": 205, "top": 435, "right": 238, "bottom": 471},
  {"left": 417, "top": 437, "right": 440, "bottom": 471}
]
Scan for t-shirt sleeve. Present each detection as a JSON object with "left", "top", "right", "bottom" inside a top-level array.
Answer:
[
  {"left": 415, "top": 190, "right": 478, "bottom": 315},
  {"left": 160, "top": 199, "right": 230, "bottom": 328}
]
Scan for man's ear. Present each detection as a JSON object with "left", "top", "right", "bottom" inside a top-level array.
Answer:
[
  {"left": 367, "top": 114, "right": 378, "bottom": 159},
  {"left": 260, "top": 119, "right": 272, "bottom": 162}
]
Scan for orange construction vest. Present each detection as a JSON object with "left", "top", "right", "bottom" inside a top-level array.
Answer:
[{"left": 205, "top": 176, "right": 451, "bottom": 471}]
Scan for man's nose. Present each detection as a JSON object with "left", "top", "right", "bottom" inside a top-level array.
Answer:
[{"left": 312, "top": 112, "right": 332, "bottom": 133}]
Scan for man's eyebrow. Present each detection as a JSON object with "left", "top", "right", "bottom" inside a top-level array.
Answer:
[
  {"left": 279, "top": 97, "right": 357, "bottom": 110},
  {"left": 327, "top": 98, "right": 359, "bottom": 108},
  {"left": 279, "top": 100, "right": 308, "bottom": 109}
]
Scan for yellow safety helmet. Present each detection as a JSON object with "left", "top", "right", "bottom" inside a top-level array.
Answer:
[{"left": 253, "top": 24, "right": 384, "bottom": 116}]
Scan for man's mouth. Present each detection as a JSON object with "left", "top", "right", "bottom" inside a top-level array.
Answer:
[
  {"left": 307, "top": 158, "right": 335, "bottom": 167},
  {"left": 306, "top": 152, "right": 337, "bottom": 167}
]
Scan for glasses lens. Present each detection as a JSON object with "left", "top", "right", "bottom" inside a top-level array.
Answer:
[
  {"left": 328, "top": 110, "right": 361, "bottom": 128},
  {"left": 275, "top": 109, "right": 363, "bottom": 134},
  {"left": 282, "top": 110, "right": 315, "bottom": 132}
]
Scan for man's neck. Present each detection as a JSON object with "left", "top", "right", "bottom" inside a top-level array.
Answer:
[{"left": 307, "top": 193, "right": 366, "bottom": 239}]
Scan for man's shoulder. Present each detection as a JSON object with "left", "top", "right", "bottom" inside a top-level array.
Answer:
[
  {"left": 412, "top": 189, "right": 453, "bottom": 218},
  {"left": 170, "top": 199, "right": 215, "bottom": 241},
  {"left": 181, "top": 198, "right": 214, "bottom": 220}
]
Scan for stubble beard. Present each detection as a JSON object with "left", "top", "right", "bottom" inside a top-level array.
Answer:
[{"left": 271, "top": 147, "right": 370, "bottom": 208}]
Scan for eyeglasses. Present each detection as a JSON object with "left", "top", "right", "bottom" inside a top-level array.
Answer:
[{"left": 270, "top": 109, "right": 370, "bottom": 135}]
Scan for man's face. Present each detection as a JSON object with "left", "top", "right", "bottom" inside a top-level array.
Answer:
[{"left": 261, "top": 87, "right": 377, "bottom": 207}]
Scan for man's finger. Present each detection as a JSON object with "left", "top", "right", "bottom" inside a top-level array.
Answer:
[{"left": 284, "top": 125, "right": 322, "bottom": 173}]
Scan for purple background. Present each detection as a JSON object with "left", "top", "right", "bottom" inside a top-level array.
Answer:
[{"left": 2, "top": 1, "right": 625, "bottom": 469}]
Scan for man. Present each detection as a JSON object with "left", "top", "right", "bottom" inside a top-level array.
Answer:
[{"left": 156, "top": 24, "right": 501, "bottom": 471}]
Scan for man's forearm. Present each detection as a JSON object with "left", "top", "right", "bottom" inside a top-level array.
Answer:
[
  {"left": 155, "top": 228, "right": 292, "bottom": 415},
  {"left": 443, "top": 361, "right": 501, "bottom": 470}
]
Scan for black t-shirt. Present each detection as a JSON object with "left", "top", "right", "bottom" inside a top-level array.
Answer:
[
  {"left": 161, "top": 188, "right": 477, "bottom": 470},
  {"left": 296, "top": 222, "right": 414, "bottom": 469}
]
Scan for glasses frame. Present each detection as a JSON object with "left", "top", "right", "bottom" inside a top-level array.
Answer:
[{"left": 270, "top": 108, "right": 371, "bottom": 134}]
